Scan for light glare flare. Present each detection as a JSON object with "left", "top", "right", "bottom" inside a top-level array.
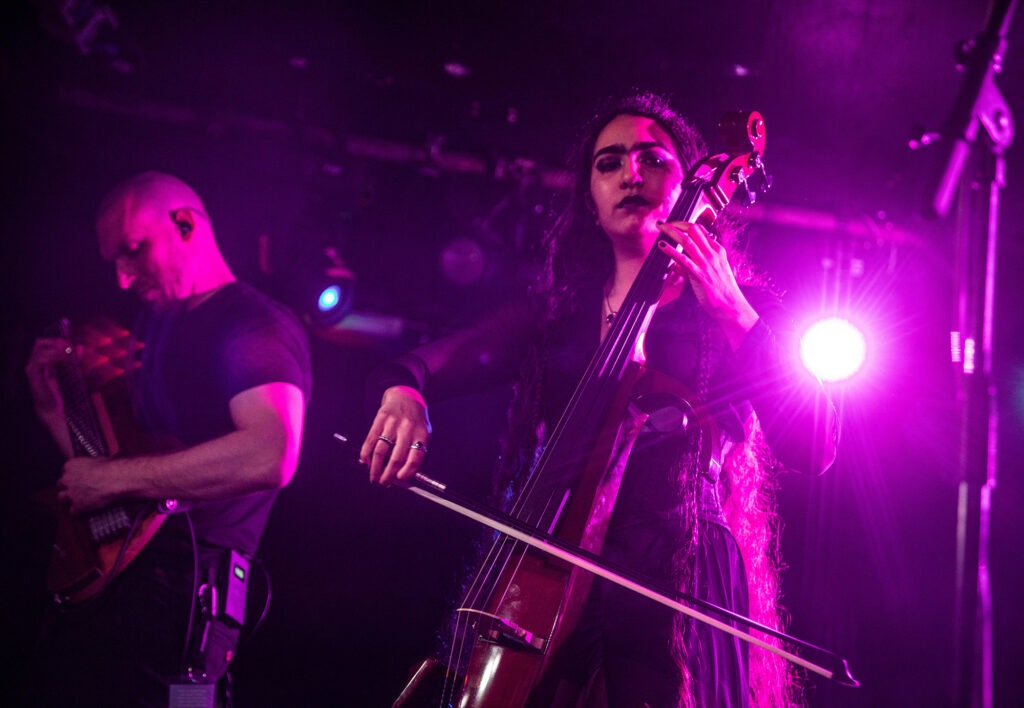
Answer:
[{"left": 800, "top": 317, "right": 867, "bottom": 383}]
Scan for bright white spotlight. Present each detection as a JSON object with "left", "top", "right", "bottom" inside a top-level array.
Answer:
[
  {"left": 800, "top": 317, "right": 867, "bottom": 383},
  {"left": 318, "top": 285, "right": 341, "bottom": 312}
]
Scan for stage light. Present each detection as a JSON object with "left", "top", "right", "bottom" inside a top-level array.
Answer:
[
  {"left": 285, "top": 246, "right": 355, "bottom": 328},
  {"left": 800, "top": 316, "right": 867, "bottom": 383},
  {"left": 317, "top": 284, "right": 342, "bottom": 312},
  {"left": 440, "top": 236, "right": 487, "bottom": 286}
]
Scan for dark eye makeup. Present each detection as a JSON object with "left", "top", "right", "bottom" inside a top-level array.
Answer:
[{"left": 593, "top": 149, "right": 672, "bottom": 174}]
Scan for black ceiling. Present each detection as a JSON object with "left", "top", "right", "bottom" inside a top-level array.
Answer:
[{"left": 7, "top": 0, "right": 1021, "bottom": 218}]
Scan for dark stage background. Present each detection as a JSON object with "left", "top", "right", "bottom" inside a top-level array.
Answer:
[{"left": 3, "top": 2, "right": 1024, "bottom": 706}]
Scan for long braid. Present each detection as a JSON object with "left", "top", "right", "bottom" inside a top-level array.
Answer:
[
  {"left": 721, "top": 418, "right": 804, "bottom": 707},
  {"left": 664, "top": 308, "right": 715, "bottom": 707}
]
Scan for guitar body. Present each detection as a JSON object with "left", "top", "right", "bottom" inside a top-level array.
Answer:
[
  {"left": 41, "top": 487, "right": 166, "bottom": 606},
  {"left": 40, "top": 318, "right": 172, "bottom": 607}
]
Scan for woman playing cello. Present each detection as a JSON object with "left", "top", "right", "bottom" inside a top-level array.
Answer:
[{"left": 362, "top": 91, "right": 838, "bottom": 707}]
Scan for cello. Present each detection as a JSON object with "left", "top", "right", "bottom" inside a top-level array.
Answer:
[{"left": 388, "top": 111, "right": 854, "bottom": 705}]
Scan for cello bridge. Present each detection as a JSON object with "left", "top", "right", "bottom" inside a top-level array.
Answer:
[{"left": 455, "top": 608, "right": 547, "bottom": 653}]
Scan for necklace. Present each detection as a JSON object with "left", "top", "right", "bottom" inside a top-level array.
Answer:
[{"left": 604, "top": 290, "right": 617, "bottom": 325}]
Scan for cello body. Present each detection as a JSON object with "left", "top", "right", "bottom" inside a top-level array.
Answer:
[{"left": 455, "top": 359, "right": 649, "bottom": 705}]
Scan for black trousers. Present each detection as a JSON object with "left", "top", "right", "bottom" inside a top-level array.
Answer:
[{"left": 25, "top": 533, "right": 240, "bottom": 707}]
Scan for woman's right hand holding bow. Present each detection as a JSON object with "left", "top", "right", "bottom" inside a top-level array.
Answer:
[{"left": 361, "top": 385, "right": 432, "bottom": 485}]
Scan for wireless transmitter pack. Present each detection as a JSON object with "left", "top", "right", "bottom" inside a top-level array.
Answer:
[{"left": 221, "top": 549, "right": 249, "bottom": 627}]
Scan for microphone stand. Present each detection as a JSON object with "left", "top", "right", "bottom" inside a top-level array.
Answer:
[{"left": 920, "top": 2, "right": 1017, "bottom": 706}]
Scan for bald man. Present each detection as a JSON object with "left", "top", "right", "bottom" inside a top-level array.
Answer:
[{"left": 24, "top": 172, "right": 312, "bottom": 706}]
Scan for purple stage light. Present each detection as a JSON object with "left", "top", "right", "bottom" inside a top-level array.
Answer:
[{"left": 800, "top": 316, "right": 868, "bottom": 383}]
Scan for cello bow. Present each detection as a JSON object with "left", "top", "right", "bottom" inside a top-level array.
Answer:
[{"left": 400, "top": 468, "right": 859, "bottom": 687}]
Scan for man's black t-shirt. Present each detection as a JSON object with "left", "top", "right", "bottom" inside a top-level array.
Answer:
[{"left": 134, "top": 281, "right": 312, "bottom": 554}]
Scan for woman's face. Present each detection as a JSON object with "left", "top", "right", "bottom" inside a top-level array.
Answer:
[{"left": 590, "top": 114, "right": 684, "bottom": 252}]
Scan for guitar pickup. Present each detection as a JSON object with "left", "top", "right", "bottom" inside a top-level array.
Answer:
[{"left": 88, "top": 506, "right": 132, "bottom": 542}]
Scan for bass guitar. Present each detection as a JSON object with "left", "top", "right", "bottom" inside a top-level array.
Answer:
[{"left": 41, "top": 318, "right": 176, "bottom": 607}]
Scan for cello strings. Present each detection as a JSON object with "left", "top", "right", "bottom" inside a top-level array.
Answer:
[
  {"left": 440, "top": 253, "right": 668, "bottom": 701},
  {"left": 447, "top": 487, "right": 565, "bottom": 672}
]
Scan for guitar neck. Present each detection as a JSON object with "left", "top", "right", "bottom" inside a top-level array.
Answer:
[
  {"left": 54, "top": 320, "right": 111, "bottom": 459},
  {"left": 58, "top": 361, "right": 110, "bottom": 458}
]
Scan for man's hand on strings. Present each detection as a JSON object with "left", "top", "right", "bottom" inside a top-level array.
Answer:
[
  {"left": 25, "top": 337, "right": 74, "bottom": 457},
  {"left": 59, "top": 457, "right": 120, "bottom": 514}
]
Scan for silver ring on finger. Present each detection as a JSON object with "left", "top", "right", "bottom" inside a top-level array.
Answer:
[
  {"left": 410, "top": 441, "right": 428, "bottom": 453},
  {"left": 377, "top": 435, "right": 396, "bottom": 447}
]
